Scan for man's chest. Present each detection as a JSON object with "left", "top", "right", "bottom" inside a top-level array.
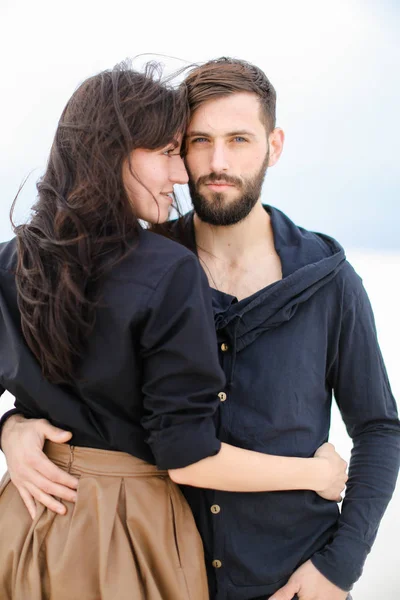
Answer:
[{"left": 202, "top": 252, "right": 282, "bottom": 300}]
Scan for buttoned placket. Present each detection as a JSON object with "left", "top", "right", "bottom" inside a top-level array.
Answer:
[
  {"left": 209, "top": 487, "right": 225, "bottom": 593},
  {"left": 208, "top": 335, "right": 234, "bottom": 594}
]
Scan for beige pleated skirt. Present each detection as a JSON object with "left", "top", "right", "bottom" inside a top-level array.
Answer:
[{"left": 0, "top": 441, "right": 209, "bottom": 600}]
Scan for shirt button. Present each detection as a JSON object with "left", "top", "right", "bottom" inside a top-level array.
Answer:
[
  {"left": 218, "top": 392, "right": 227, "bottom": 402},
  {"left": 220, "top": 343, "right": 229, "bottom": 352},
  {"left": 210, "top": 504, "right": 221, "bottom": 514},
  {"left": 212, "top": 559, "right": 222, "bottom": 569}
]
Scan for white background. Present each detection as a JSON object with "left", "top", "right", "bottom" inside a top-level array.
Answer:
[{"left": 1, "top": 0, "right": 399, "bottom": 597}]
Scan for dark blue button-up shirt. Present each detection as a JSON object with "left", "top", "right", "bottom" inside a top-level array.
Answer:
[{"left": 165, "top": 206, "right": 400, "bottom": 599}]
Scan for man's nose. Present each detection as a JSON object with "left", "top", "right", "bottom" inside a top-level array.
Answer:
[{"left": 210, "top": 145, "right": 229, "bottom": 173}]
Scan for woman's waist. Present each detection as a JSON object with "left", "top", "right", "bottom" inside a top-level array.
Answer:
[{"left": 44, "top": 440, "right": 166, "bottom": 477}]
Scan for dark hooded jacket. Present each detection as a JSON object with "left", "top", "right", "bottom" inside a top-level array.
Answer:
[{"left": 165, "top": 206, "right": 400, "bottom": 600}]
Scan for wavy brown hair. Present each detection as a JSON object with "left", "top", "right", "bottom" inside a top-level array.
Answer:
[
  {"left": 11, "top": 61, "right": 189, "bottom": 384},
  {"left": 182, "top": 57, "right": 276, "bottom": 133}
]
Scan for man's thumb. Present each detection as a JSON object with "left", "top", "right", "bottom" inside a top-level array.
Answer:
[
  {"left": 41, "top": 422, "right": 72, "bottom": 443},
  {"left": 270, "top": 580, "right": 299, "bottom": 600}
]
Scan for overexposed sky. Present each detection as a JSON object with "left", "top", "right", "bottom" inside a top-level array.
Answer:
[{"left": 1, "top": 0, "right": 399, "bottom": 247}]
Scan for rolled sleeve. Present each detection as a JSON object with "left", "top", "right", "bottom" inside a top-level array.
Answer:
[{"left": 140, "top": 253, "right": 225, "bottom": 469}]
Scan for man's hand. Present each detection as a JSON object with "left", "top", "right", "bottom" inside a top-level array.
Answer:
[
  {"left": 1, "top": 415, "right": 79, "bottom": 519},
  {"left": 270, "top": 560, "right": 349, "bottom": 600}
]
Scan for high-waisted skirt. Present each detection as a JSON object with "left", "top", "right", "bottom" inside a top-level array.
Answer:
[{"left": 0, "top": 441, "right": 209, "bottom": 600}]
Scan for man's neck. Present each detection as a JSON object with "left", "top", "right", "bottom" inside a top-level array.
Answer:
[
  {"left": 193, "top": 201, "right": 274, "bottom": 264},
  {"left": 193, "top": 202, "right": 282, "bottom": 299}
]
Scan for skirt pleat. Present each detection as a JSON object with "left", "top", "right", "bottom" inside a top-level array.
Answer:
[{"left": 0, "top": 442, "right": 209, "bottom": 600}]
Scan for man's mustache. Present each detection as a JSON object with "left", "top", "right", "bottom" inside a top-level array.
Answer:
[{"left": 196, "top": 173, "right": 243, "bottom": 187}]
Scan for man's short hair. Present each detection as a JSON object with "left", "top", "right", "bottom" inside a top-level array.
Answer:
[{"left": 183, "top": 57, "right": 277, "bottom": 132}]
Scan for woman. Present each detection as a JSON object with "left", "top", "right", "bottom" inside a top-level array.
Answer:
[{"left": 0, "top": 62, "right": 347, "bottom": 600}]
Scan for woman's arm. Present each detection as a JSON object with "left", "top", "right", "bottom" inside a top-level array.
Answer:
[
  {"left": 169, "top": 441, "right": 347, "bottom": 500},
  {"left": 1, "top": 415, "right": 346, "bottom": 521}
]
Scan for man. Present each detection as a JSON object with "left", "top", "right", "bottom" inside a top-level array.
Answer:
[{"left": 1, "top": 58, "right": 399, "bottom": 600}]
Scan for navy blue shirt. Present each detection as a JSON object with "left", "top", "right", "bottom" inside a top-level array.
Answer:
[
  {"left": 0, "top": 228, "right": 225, "bottom": 469},
  {"left": 165, "top": 206, "right": 400, "bottom": 599}
]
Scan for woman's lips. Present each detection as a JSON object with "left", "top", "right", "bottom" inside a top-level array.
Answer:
[{"left": 160, "top": 192, "right": 174, "bottom": 204}]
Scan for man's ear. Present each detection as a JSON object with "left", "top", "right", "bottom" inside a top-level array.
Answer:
[{"left": 268, "top": 128, "right": 285, "bottom": 167}]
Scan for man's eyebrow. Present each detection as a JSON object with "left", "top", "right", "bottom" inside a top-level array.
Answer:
[
  {"left": 186, "top": 131, "right": 211, "bottom": 138},
  {"left": 186, "top": 130, "right": 256, "bottom": 138},
  {"left": 226, "top": 130, "right": 256, "bottom": 138}
]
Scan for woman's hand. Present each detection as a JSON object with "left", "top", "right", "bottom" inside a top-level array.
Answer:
[
  {"left": 1, "top": 415, "right": 79, "bottom": 518},
  {"left": 313, "top": 442, "right": 348, "bottom": 501}
]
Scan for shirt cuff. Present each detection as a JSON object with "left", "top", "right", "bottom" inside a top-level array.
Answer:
[
  {"left": 311, "top": 535, "right": 371, "bottom": 591},
  {"left": 0, "top": 409, "right": 21, "bottom": 450},
  {"left": 146, "top": 417, "right": 221, "bottom": 470}
]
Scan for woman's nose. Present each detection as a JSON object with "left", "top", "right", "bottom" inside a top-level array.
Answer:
[{"left": 170, "top": 156, "right": 189, "bottom": 184}]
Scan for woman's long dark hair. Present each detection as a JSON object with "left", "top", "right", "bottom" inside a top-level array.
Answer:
[{"left": 11, "top": 61, "right": 188, "bottom": 384}]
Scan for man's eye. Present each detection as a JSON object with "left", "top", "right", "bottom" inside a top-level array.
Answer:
[
  {"left": 191, "top": 137, "right": 208, "bottom": 144},
  {"left": 233, "top": 136, "right": 247, "bottom": 143}
]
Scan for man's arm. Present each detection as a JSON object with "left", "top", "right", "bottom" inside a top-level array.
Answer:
[
  {"left": 272, "top": 265, "right": 400, "bottom": 600},
  {"left": 0, "top": 384, "right": 17, "bottom": 449},
  {"left": 0, "top": 414, "right": 78, "bottom": 518},
  {"left": 0, "top": 407, "right": 20, "bottom": 449},
  {"left": 311, "top": 268, "right": 400, "bottom": 590}
]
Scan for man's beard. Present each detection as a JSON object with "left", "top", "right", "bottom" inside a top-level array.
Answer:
[{"left": 187, "top": 152, "right": 269, "bottom": 227}]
